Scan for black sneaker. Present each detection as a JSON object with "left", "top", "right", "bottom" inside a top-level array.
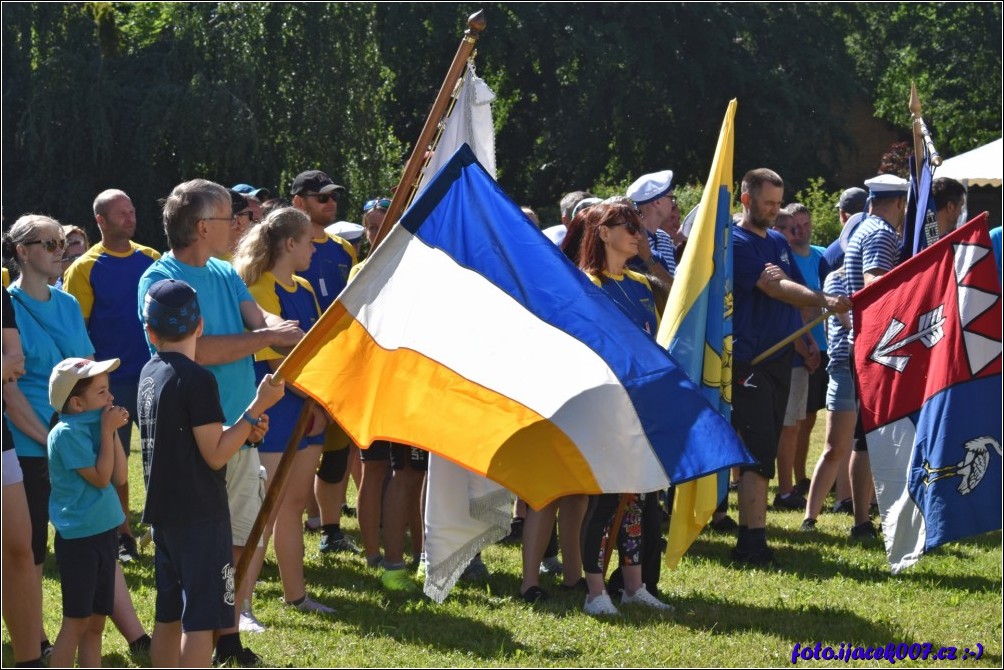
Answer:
[
  {"left": 500, "top": 517, "right": 524, "bottom": 544},
  {"left": 128, "top": 633, "right": 152, "bottom": 659},
  {"left": 118, "top": 534, "right": 139, "bottom": 563},
  {"left": 772, "top": 492, "right": 806, "bottom": 511},
  {"left": 830, "top": 498, "right": 854, "bottom": 515},
  {"left": 319, "top": 530, "right": 361, "bottom": 554},
  {"left": 850, "top": 521, "right": 878, "bottom": 540},
  {"left": 800, "top": 518, "right": 818, "bottom": 532},
  {"left": 730, "top": 545, "right": 778, "bottom": 567},
  {"left": 793, "top": 478, "right": 811, "bottom": 497},
  {"left": 213, "top": 646, "right": 263, "bottom": 667}
]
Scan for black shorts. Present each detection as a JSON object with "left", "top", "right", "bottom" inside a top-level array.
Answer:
[
  {"left": 732, "top": 353, "right": 793, "bottom": 479},
  {"left": 316, "top": 446, "right": 349, "bottom": 484},
  {"left": 805, "top": 352, "right": 829, "bottom": 414},
  {"left": 153, "top": 517, "right": 235, "bottom": 632},
  {"left": 19, "top": 456, "right": 50, "bottom": 565},
  {"left": 55, "top": 528, "right": 117, "bottom": 618},
  {"left": 360, "top": 440, "right": 428, "bottom": 471}
]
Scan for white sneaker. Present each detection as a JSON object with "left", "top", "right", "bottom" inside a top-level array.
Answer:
[
  {"left": 286, "top": 594, "right": 335, "bottom": 614},
  {"left": 583, "top": 592, "right": 620, "bottom": 616},
  {"left": 621, "top": 584, "right": 674, "bottom": 612},
  {"left": 239, "top": 608, "right": 267, "bottom": 633}
]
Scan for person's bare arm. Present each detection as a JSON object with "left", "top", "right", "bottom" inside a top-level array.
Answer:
[
  {"left": 77, "top": 405, "right": 128, "bottom": 489},
  {"left": 192, "top": 374, "right": 285, "bottom": 470},
  {"left": 2, "top": 381, "right": 49, "bottom": 445},
  {"left": 757, "top": 264, "right": 852, "bottom": 313},
  {"left": 193, "top": 302, "right": 304, "bottom": 366}
]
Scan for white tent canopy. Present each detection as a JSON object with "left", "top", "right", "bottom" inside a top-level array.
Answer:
[{"left": 935, "top": 137, "right": 1003, "bottom": 187}]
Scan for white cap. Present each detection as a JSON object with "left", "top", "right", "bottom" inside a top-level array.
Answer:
[
  {"left": 325, "top": 221, "right": 365, "bottom": 241},
  {"left": 626, "top": 170, "right": 675, "bottom": 205},
  {"left": 49, "top": 358, "right": 120, "bottom": 412},
  {"left": 864, "top": 174, "right": 910, "bottom": 198},
  {"left": 541, "top": 224, "right": 567, "bottom": 246}
]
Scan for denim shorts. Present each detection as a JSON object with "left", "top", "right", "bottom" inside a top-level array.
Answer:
[{"left": 826, "top": 363, "right": 857, "bottom": 412}]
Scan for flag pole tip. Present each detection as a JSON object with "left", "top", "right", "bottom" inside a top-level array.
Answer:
[
  {"left": 909, "top": 82, "right": 921, "bottom": 117},
  {"left": 467, "top": 10, "right": 487, "bottom": 34}
]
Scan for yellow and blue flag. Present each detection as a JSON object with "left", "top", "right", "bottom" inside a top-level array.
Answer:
[{"left": 657, "top": 99, "right": 737, "bottom": 569}]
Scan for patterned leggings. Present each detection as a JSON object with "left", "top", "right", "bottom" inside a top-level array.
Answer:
[{"left": 581, "top": 492, "right": 643, "bottom": 574}]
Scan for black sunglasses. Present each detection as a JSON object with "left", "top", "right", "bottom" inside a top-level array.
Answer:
[
  {"left": 301, "top": 193, "right": 340, "bottom": 204},
  {"left": 605, "top": 219, "right": 642, "bottom": 236},
  {"left": 24, "top": 238, "right": 66, "bottom": 253}
]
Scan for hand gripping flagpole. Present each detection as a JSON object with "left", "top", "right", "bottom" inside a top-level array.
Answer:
[{"left": 235, "top": 10, "right": 488, "bottom": 591}]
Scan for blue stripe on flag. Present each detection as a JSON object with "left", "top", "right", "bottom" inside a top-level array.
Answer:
[{"left": 401, "top": 145, "right": 753, "bottom": 483}]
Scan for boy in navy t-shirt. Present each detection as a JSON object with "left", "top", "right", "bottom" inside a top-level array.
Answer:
[{"left": 138, "top": 279, "right": 284, "bottom": 667}]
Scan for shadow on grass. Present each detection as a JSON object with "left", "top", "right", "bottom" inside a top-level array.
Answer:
[
  {"left": 687, "top": 531, "right": 1002, "bottom": 594},
  {"left": 300, "top": 554, "right": 532, "bottom": 660}
]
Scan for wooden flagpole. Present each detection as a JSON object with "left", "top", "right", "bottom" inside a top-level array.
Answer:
[
  {"left": 235, "top": 10, "right": 488, "bottom": 591},
  {"left": 910, "top": 82, "right": 942, "bottom": 169},
  {"left": 750, "top": 311, "right": 832, "bottom": 366}
]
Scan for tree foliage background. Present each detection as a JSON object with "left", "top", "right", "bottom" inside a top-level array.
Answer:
[{"left": 3, "top": 2, "right": 1001, "bottom": 247}]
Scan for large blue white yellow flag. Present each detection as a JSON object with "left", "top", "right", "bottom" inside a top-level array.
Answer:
[
  {"left": 285, "top": 144, "right": 752, "bottom": 503},
  {"left": 657, "top": 99, "right": 738, "bottom": 569}
]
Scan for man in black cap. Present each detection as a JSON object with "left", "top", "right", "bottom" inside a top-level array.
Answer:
[
  {"left": 290, "top": 170, "right": 360, "bottom": 555},
  {"left": 821, "top": 187, "right": 868, "bottom": 281}
]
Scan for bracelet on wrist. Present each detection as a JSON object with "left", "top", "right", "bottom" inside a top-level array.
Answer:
[{"left": 241, "top": 411, "right": 260, "bottom": 427}]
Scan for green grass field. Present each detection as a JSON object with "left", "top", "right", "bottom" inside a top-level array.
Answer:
[{"left": 3, "top": 423, "right": 1001, "bottom": 667}]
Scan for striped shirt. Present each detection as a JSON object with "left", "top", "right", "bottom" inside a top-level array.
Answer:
[
  {"left": 823, "top": 269, "right": 851, "bottom": 369},
  {"left": 843, "top": 215, "right": 900, "bottom": 343}
]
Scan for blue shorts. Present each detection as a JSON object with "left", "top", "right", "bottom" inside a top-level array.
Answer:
[
  {"left": 153, "top": 517, "right": 235, "bottom": 632},
  {"left": 55, "top": 528, "right": 117, "bottom": 618},
  {"left": 826, "top": 362, "right": 857, "bottom": 412}
]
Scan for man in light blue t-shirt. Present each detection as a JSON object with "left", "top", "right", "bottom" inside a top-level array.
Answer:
[{"left": 137, "top": 179, "right": 303, "bottom": 667}]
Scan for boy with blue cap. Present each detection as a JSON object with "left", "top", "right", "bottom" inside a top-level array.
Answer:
[{"left": 137, "top": 278, "right": 284, "bottom": 667}]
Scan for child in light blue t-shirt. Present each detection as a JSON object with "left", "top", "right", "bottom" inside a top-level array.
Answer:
[{"left": 47, "top": 357, "right": 129, "bottom": 668}]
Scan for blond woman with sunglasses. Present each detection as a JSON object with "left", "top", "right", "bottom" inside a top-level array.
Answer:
[{"left": 2, "top": 213, "right": 151, "bottom": 662}]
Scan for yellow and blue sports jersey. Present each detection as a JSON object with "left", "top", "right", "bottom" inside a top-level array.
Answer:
[
  {"left": 300, "top": 234, "right": 357, "bottom": 313},
  {"left": 63, "top": 241, "right": 160, "bottom": 380},
  {"left": 247, "top": 272, "right": 321, "bottom": 362},
  {"left": 588, "top": 268, "right": 660, "bottom": 335},
  {"left": 247, "top": 272, "right": 323, "bottom": 452}
]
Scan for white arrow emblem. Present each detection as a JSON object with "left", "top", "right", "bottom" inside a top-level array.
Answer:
[{"left": 869, "top": 305, "right": 946, "bottom": 372}]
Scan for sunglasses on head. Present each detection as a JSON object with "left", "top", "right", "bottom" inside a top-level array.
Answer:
[
  {"left": 605, "top": 219, "right": 642, "bottom": 235},
  {"left": 24, "top": 238, "right": 66, "bottom": 253},
  {"left": 363, "top": 198, "right": 392, "bottom": 213}
]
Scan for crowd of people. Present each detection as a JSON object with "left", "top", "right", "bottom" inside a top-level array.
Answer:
[{"left": 1, "top": 164, "right": 999, "bottom": 667}]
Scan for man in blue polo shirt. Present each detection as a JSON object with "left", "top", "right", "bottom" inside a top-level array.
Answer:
[
  {"left": 64, "top": 189, "right": 161, "bottom": 563},
  {"left": 731, "top": 168, "right": 851, "bottom": 566}
]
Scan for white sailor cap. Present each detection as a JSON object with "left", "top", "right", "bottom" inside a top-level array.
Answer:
[
  {"left": 626, "top": 170, "right": 674, "bottom": 205},
  {"left": 325, "top": 221, "right": 365, "bottom": 241},
  {"left": 864, "top": 174, "right": 910, "bottom": 199}
]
